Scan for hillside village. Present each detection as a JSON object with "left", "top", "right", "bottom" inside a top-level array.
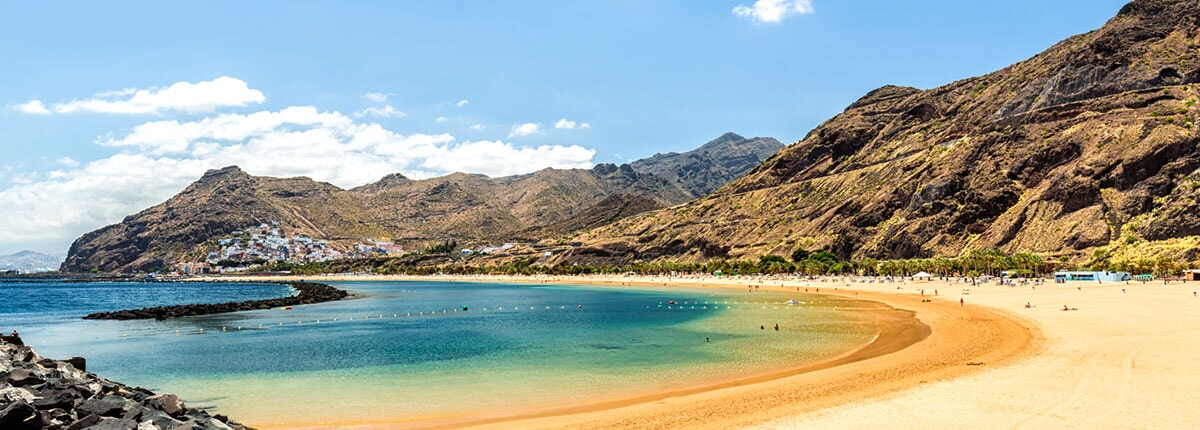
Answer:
[{"left": 173, "top": 222, "right": 521, "bottom": 275}]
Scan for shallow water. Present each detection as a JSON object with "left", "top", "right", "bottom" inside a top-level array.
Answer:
[{"left": 1, "top": 280, "right": 890, "bottom": 426}]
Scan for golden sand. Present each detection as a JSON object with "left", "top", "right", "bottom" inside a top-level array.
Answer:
[{"left": 204, "top": 274, "right": 1048, "bottom": 429}]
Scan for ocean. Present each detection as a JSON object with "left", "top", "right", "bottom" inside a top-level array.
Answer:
[{"left": 1, "top": 279, "right": 891, "bottom": 427}]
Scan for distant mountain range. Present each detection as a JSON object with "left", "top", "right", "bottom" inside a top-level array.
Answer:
[
  {"left": 61, "top": 133, "right": 782, "bottom": 272},
  {"left": 0, "top": 251, "right": 63, "bottom": 273},
  {"left": 565, "top": 0, "right": 1200, "bottom": 266}
]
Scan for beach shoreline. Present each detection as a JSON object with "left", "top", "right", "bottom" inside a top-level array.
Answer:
[{"left": 199, "top": 274, "right": 1039, "bottom": 429}]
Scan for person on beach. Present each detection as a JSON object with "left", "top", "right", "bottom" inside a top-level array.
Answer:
[
  {"left": 960, "top": 298, "right": 964, "bottom": 307},
  {"left": 774, "top": 323, "right": 779, "bottom": 331},
  {"left": 760, "top": 325, "right": 765, "bottom": 330}
]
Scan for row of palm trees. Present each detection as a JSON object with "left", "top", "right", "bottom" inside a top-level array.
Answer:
[{"left": 279, "top": 247, "right": 1190, "bottom": 278}]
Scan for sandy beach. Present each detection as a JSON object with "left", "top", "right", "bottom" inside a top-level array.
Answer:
[{"left": 202, "top": 273, "right": 1200, "bottom": 428}]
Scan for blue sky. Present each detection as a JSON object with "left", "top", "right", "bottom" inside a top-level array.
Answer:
[{"left": 0, "top": 0, "right": 1129, "bottom": 255}]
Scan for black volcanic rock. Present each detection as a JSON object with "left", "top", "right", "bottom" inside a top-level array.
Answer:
[
  {"left": 0, "top": 342, "right": 253, "bottom": 429},
  {"left": 83, "top": 282, "right": 348, "bottom": 320}
]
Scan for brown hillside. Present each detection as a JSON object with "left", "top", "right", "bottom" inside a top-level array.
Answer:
[
  {"left": 567, "top": 0, "right": 1200, "bottom": 266},
  {"left": 62, "top": 135, "right": 782, "bottom": 272}
]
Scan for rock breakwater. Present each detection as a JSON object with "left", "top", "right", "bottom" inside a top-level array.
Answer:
[
  {"left": 0, "top": 339, "right": 252, "bottom": 429},
  {"left": 83, "top": 282, "right": 349, "bottom": 320}
]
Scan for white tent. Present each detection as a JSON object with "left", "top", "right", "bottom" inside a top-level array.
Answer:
[{"left": 912, "top": 271, "right": 935, "bottom": 280}]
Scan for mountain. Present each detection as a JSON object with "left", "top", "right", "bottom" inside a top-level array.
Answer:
[
  {"left": 61, "top": 134, "right": 782, "bottom": 272},
  {"left": 629, "top": 133, "right": 785, "bottom": 197},
  {"left": 565, "top": 0, "right": 1200, "bottom": 266},
  {"left": 0, "top": 251, "right": 63, "bottom": 273}
]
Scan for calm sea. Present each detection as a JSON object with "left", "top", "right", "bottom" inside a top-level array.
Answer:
[{"left": 0, "top": 279, "right": 887, "bottom": 427}]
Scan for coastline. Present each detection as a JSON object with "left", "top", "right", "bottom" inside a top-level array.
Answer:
[{"left": 203, "top": 274, "right": 1038, "bottom": 429}]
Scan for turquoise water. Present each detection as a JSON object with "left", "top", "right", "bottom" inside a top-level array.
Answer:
[{"left": 1, "top": 280, "right": 886, "bottom": 427}]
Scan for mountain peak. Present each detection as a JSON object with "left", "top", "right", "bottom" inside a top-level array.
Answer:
[{"left": 199, "top": 166, "right": 249, "bottom": 181}]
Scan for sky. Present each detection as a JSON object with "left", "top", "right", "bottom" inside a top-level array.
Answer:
[{"left": 0, "top": 0, "right": 1130, "bottom": 256}]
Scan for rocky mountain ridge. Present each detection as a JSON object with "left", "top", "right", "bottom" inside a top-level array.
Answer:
[
  {"left": 564, "top": 0, "right": 1200, "bottom": 266},
  {"left": 61, "top": 134, "right": 781, "bottom": 272}
]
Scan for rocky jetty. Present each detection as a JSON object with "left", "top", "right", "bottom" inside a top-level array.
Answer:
[
  {"left": 0, "top": 339, "right": 252, "bottom": 430},
  {"left": 83, "top": 282, "right": 348, "bottom": 320}
]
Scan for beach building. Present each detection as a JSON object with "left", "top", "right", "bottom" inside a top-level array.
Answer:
[
  {"left": 1186, "top": 269, "right": 1200, "bottom": 281},
  {"left": 1054, "top": 270, "right": 1131, "bottom": 282}
]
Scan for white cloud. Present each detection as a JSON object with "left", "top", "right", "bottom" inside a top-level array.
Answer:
[
  {"left": 508, "top": 123, "right": 541, "bottom": 137},
  {"left": 470, "top": 124, "right": 485, "bottom": 130},
  {"left": 49, "top": 76, "right": 265, "bottom": 115},
  {"left": 554, "top": 118, "right": 592, "bottom": 129},
  {"left": 354, "top": 105, "right": 407, "bottom": 119},
  {"left": 364, "top": 92, "right": 393, "bottom": 103},
  {"left": 456, "top": 99, "right": 469, "bottom": 107},
  {"left": 0, "top": 106, "right": 598, "bottom": 253},
  {"left": 421, "top": 141, "right": 594, "bottom": 177},
  {"left": 732, "top": 0, "right": 813, "bottom": 24},
  {"left": 13, "top": 100, "right": 51, "bottom": 115},
  {"left": 436, "top": 116, "right": 449, "bottom": 123}
]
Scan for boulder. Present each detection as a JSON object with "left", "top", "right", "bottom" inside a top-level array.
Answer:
[
  {"left": 67, "top": 413, "right": 102, "bottom": 430},
  {"left": 0, "top": 400, "right": 42, "bottom": 429},
  {"left": 41, "top": 407, "right": 73, "bottom": 427},
  {"left": 8, "top": 368, "right": 45, "bottom": 387},
  {"left": 65, "top": 356, "right": 87, "bottom": 372},
  {"left": 80, "top": 394, "right": 137, "bottom": 418},
  {"left": 0, "top": 386, "right": 37, "bottom": 402},
  {"left": 91, "top": 417, "right": 139, "bottom": 430},
  {"left": 33, "top": 389, "right": 78, "bottom": 410},
  {"left": 145, "top": 393, "right": 185, "bottom": 416},
  {"left": 140, "top": 410, "right": 183, "bottom": 429}
]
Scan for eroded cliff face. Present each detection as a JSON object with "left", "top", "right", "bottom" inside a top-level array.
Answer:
[
  {"left": 62, "top": 135, "right": 782, "bottom": 272},
  {"left": 568, "top": 0, "right": 1200, "bottom": 265}
]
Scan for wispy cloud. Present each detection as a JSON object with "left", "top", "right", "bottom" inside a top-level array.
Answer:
[
  {"left": 456, "top": 99, "right": 469, "bottom": 107},
  {"left": 508, "top": 122, "right": 541, "bottom": 137},
  {"left": 436, "top": 116, "right": 449, "bottom": 123},
  {"left": 470, "top": 124, "right": 485, "bottom": 130},
  {"left": 55, "top": 157, "right": 79, "bottom": 167},
  {"left": 15, "top": 76, "right": 266, "bottom": 115},
  {"left": 554, "top": 118, "right": 590, "bottom": 129},
  {"left": 364, "top": 92, "right": 393, "bottom": 103},
  {"left": 732, "top": 0, "right": 813, "bottom": 24},
  {"left": 354, "top": 105, "right": 407, "bottom": 119}
]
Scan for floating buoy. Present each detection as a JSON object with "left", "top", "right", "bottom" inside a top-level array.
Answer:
[{"left": 121, "top": 333, "right": 127, "bottom": 338}]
